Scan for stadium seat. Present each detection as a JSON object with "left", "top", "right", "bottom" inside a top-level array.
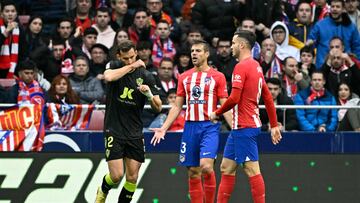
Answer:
[
  {"left": 87, "top": 110, "right": 104, "bottom": 130},
  {"left": 0, "top": 79, "right": 16, "bottom": 89}
]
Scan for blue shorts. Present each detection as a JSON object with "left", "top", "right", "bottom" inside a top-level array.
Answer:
[
  {"left": 223, "top": 128, "right": 261, "bottom": 164},
  {"left": 178, "top": 121, "right": 220, "bottom": 167}
]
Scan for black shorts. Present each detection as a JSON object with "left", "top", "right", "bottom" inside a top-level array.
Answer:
[{"left": 104, "top": 132, "right": 145, "bottom": 163}]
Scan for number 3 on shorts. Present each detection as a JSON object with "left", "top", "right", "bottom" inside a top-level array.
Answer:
[{"left": 180, "top": 142, "right": 186, "bottom": 153}]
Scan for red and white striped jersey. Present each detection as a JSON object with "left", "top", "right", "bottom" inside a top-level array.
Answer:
[
  {"left": 177, "top": 67, "right": 228, "bottom": 121},
  {"left": 231, "top": 58, "right": 269, "bottom": 129}
]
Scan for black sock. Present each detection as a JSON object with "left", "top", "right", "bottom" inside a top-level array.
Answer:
[
  {"left": 101, "top": 175, "right": 114, "bottom": 194},
  {"left": 118, "top": 181, "right": 136, "bottom": 203}
]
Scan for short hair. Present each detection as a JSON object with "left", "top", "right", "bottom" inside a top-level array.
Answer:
[
  {"left": 56, "top": 17, "right": 74, "bottom": 29},
  {"left": 96, "top": 7, "right": 111, "bottom": 16},
  {"left": 83, "top": 27, "right": 98, "bottom": 36},
  {"left": 192, "top": 39, "right": 210, "bottom": 53},
  {"left": 167, "top": 88, "right": 177, "bottom": 96},
  {"left": 311, "top": 70, "right": 325, "bottom": 79},
  {"left": 283, "top": 56, "right": 297, "bottom": 66},
  {"left": 187, "top": 26, "right": 202, "bottom": 35},
  {"left": 295, "top": 1, "right": 312, "bottom": 13},
  {"left": 266, "top": 77, "right": 282, "bottom": 87},
  {"left": 329, "top": 36, "right": 344, "bottom": 46},
  {"left": 74, "top": 56, "right": 89, "bottom": 66},
  {"left": 16, "top": 59, "right": 36, "bottom": 72},
  {"left": 1, "top": 0, "right": 17, "bottom": 12},
  {"left": 330, "top": 0, "right": 345, "bottom": 6},
  {"left": 52, "top": 37, "right": 66, "bottom": 47},
  {"left": 233, "top": 30, "right": 256, "bottom": 49},
  {"left": 300, "top": 45, "right": 315, "bottom": 56},
  {"left": 136, "top": 41, "right": 152, "bottom": 51},
  {"left": 217, "top": 38, "right": 231, "bottom": 47},
  {"left": 157, "top": 19, "right": 170, "bottom": 27},
  {"left": 134, "top": 7, "right": 149, "bottom": 17},
  {"left": 159, "top": 57, "right": 173, "bottom": 67},
  {"left": 118, "top": 40, "right": 136, "bottom": 53}
]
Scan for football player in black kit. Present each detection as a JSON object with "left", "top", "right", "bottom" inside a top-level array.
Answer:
[{"left": 95, "top": 40, "right": 162, "bottom": 203}]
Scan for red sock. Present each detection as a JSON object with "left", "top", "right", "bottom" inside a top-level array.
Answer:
[
  {"left": 203, "top": 171, "right": 216, "bottom": 203},
  {"left": 189, "top": 177, "right": 203, "bottom": 203},
  {"left": 249, "top": 174, "right": 265, "bottom": 203},
  {"left": 216, "top": 174, "right": 235, "bottom": 203}
]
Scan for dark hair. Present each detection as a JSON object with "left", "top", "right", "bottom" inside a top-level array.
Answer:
[
  {"left": 1, "top": 0, "right": 17, "bottom": 12},
  {"left": 83, "top": 27, "right": 98, "bottom": 36},
  {"left": 187, "top": 26, "right": 202, "bottom": 36},
  {"left": 329, "top": 36, "right": 344, "bottom": 46},
  {"left": 295, "top": 0, "right": 312, "bottom": 13},
  {"left": 241, "top": 17, "right": 255, "bottom": 26},
  {"left": 90, "top": 43, "right": 109, "bottom": 55},
  {"left": 192, "top": 39, "right": 210, "bottom": 53},
  {"left": 159, "top": 57, "right": 173, "bottom": 67},
  {"left": 167, "top": 88, "right": 177, "bottom": 96},
  {"left": 156, "top": 19, "right": 170, "bottom": 27},
  {"left": 73, "top": 56, "right": 89, "bottom": 67},
  {"left": 117, "top": 39, "right": 136, "bottom": 53},
  {"left": 133, "top": 7, "right": 149, "bottom": 18},
  {"left": 300, "top": 45, "right": 315, "bottom": 56},
  {"left": 96, "top": 7, "right": 111, "bottom": 16},
  {"left": 283, "top": 56, "right": 297, "bottom": 66},
  {"left": 266, "top": 77, "right": 282, "bottom": 87},
  {"left": 311, "top": 70, "right": 325, "bottom": 79},
  {"left": 16, "top": 59, "right": 36, "bottom": 72},
  {"left": 56, "top": 17, "right": 74, "bottom": 29},
  {"left": 336, "top": 82, "right": 353, "bottom": 100},
  {"left": 52, "top": 37, "right": 66, "bottom": 47},
  {"left": 234, "top": 30, "right": 256, "bottom": 49},
  {"left": 136, "top": 41, "right": 152, "bottom": 51},
  {"left": 48, "top": 75, "right": 80, "bottom": 104},
  {"left": 330, "top": 0, "right": 345, "bottom": 6},
  {"left": 113, "top": 28, "right": 129, "bottom": 46}
]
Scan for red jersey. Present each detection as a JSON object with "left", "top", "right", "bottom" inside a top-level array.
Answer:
[
  {"left": 177, "top": 67, "right": 228, "bottom": 121},
  {"left": 230, "top": 58, "right": 275, "bottom": 129}
]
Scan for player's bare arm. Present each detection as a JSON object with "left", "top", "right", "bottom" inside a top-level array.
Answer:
[
  {"left": 138, "top": 84, "right": 162, "bottom": 112},
  {"left": 150, "top": 96, "right": 185, "bottom": 146},
  {"left": 219, "top": 98, "right": 233, "bottom": 127},
  {"left": 104, "top": 60, "right": 145, "bottom": 82}
]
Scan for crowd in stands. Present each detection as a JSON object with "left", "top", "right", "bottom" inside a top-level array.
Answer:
[{"left": 0, "top": 0, "right": 360, "bottom": 132}]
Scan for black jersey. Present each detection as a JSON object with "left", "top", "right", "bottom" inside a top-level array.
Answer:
[{"left": 104, "top": 60, "right": 159, "bottom": 140}]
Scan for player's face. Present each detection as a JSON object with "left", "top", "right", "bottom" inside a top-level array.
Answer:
[
  {"left": 119, "top": 48, "right": 137, "bottom": 65},
  {"left": 267, "top": 83, "right": 281, "bottom": 100},
  {"left": 191, "top": 44, "right": 208, "bottom": 67},
  {"left": 311, "top": 73, "right": 326, "bottom": 91},
  {"left": 231, "top": 36, "right": 240, "bottom": 58},
  {"left": 338, "top": 83, "right": 351, "bottom": 100}
]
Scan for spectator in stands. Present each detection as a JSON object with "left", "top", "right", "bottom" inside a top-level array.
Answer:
[
  {"left": 178, "top": 26, "right": 204, "bottom": 54},
  {"left": 307, "top": 0, "right": 360, "bottom": 68},
  {"left": 24, "top": 15, "right": 46, "bottom": 59},
  {"left": 110, "top": 0, "right": 132, "bottom": 31},
  {"left": 260, "top": 38, "right": 282, "bottom": 78},
  {"left": 288, "top": 1, "right": 313, "bottom": 49},
  {"left": 92, "top": 7, "right": 116, "bottom": 49},
  {"left": 310, "top": 0, "right": 330, "bottom": 24},
  {"left": 72, "top": 27, "right": 98, "bottom": 59},
  {"left": 345, "top": 0, "right": 360, "bottom": 33},
  {"left": 322, "top": 46, "right": 360, "bottom": 96},
  {"left": 336, "top": 82, "right": 360, "bottom": 131},
  {"left": 260, "top": 77, "right": 298, "bottom": 131},
  {"left": 299, "top": 45, "right": 316, "bottom": 77},
  {"left": 155, "top": 57, "right": 177, "bottom": 102},
  {"left": 147, "top": 0, "right": 173, "bottom": 28},
  {"left": 69, "top": 56, "right": 104, "bottom": 104},
  {"left": 89, "top": 43, "right": 109, "bottom": 83},
  {"left": 69, "top": 0, "right": 94, "bottom": 34},
  {"left": 294, "top": 71, "right": 338, "bottom": 132},
  {"left": 109, "top": 28, "right": 129, "bottom": 60},
  {"left": 34, "top": 67, "right": 51, "bottom": 92},
  {"left": 136, "top": 41, "right": 156, "bottom": 75},
  {"left": 238, "top": 18, "right": 262, "bottom": 60},
  {"left": 128, "top": 7, "right": 154, "bottom": 44},
  {"left": 47, "top": 74, "right": 80, "bottom": 104},
  {"left": 55, "top": 18, "right": 77, "bottom": 41},
  {"left": 282, "top": 56, "right": 310, "bottom": 99},
  {"left": 0, "top": 0, "right": 26, "bottom": 78},
  {"left": 151, "top": 20, "right": 176, "bottom": 68},
  {"left": 6, "top": 59, "right": 44, "bottom": 105},
  {"left": 173, "top": 48, "right": 192, "bottom": 79},
  {"left": 191, "top": 0, "right": 244, "bottom": 47},
  {"left": 149, "top": 88, "right": 185, "bottom": 131},
  {"left": 270, "top": 21, "right": 300, "bottom": 61}
]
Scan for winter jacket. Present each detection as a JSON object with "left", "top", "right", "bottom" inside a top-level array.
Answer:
[
  {"left": 288, "top": 18, "right": 313, "bottom": 49},
  {"left": 69, "top": 74, "right": 104, "bottom": 104},
  {"left": 308, "top": 14, "right": 360, "bottom": 68},
  {"left": 294, "top": 87, "right": 338, "bottom": 131}
]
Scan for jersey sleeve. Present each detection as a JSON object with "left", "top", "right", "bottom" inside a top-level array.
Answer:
[
  {"left": 176, "top": 74, "right": 186, "bottom": 97},
  {"left": 231, "top": 63, "right": 246, "bottom": 90},
  {"left": 144, "top": 70, "right": 160, "bottom": 96},
  {"left": 108, "top": 60, "right": 125, "bottom": 70},
  {"left": 216, "top": 73, "right": 228, "bottom": 98}
]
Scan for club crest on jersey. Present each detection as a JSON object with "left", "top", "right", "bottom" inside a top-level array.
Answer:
[
  {"left": 204, "top": 77, "right": 212, "bottom": 85},
  {"left": 136, "top": 78, "right": 144, "bottom": 86},
  {"left": 192, "top": 85, "right": 201, "bottom": 99},
  {"left": 233, "top": 74, "right": 242, "bottom": 83}
]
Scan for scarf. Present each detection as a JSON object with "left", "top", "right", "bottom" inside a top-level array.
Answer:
[
  {"left": 311, "top": 2, "right": 330, "bottom": 23},
  {"left": 150, "top": 12, "right": 172, "bottom": 28},
  {"left": 330, "top": 64, "right": 349, "bottom": 74},
  {"left": 151, "top": 36, "right": 176, "bottom": 68},
  {"left": 17, "top": 80, "right": 44, "bottom": 105},
  {"left": 283, "top": 75, "right": 298, "bottom": 99},
  {"left": 75, "top": 16, "right": 93, "bottom": 34},
  {"left": 252, "top": 41, "right": 261, "bottom": 60},
  {"left": 161, "top": 79, "right": 176, "bottom": 92},
  {"left": 306, "top": 87, "right": 325, "bottom": 104},
  {"left": 0, "top": 18, "right": 19, "bottom": 78},
  {"left": 263, "top": 56, "right": 282, "bottom": 78}
]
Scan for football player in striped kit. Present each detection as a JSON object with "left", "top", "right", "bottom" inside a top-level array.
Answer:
[{"left": 151, "top": 39, "right": 232, "bottom": 203}]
